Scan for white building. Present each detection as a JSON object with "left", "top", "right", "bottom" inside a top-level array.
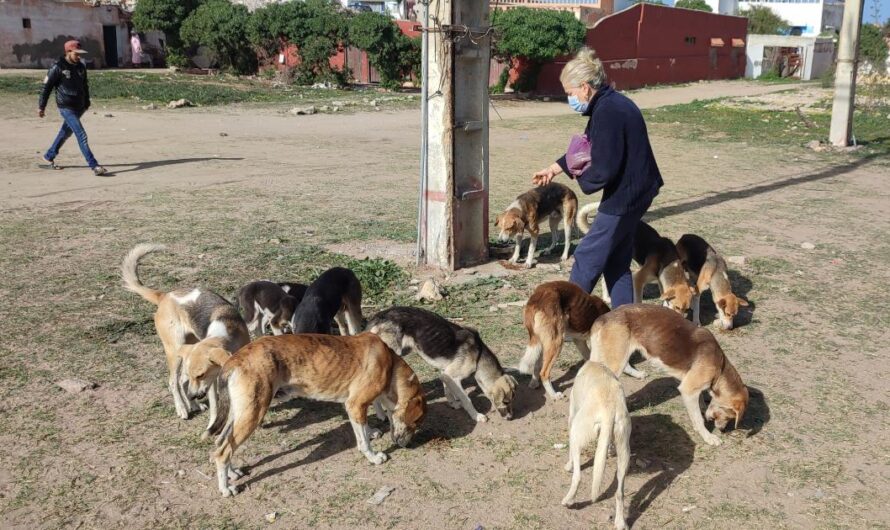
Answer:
[
  {"left": 705, "top": 0, "right": 844, "bottom": 36},
  {"left": 745, "top": 34, "right": 835, "bottom": 79}
]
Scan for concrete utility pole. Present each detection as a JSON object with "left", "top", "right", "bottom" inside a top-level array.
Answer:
[
  {"left": 417, "top": 0, "right": 492, "bottom": 270},
  {"left": 828, "top": 0, "right": 866, "bottom": 146}
]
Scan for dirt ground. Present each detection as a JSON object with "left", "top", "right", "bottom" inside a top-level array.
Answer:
[{"left": 1, "top": 79, "right": 888, "bottom": 529}]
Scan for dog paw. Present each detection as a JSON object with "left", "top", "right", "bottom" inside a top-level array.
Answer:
[
  {"left": 560, "top": 496, "right": 574, "bottom": 507},
  {"left": 524, "top": 261, "right": 536, "bottom": 269},
  {"left": 549, "top": 391, "right": 565, "bottom": 400},
  {"left": 220, "top": 484, "right": 239, "bottom": 497},
  {"left": 369, "top": 428, "right": 383, "bottom": 440},
  {"left": 228, "top": 468, "right": 245, "bottom": 480},
  {"left": 474, "top": 413, "right": 488, "bottom": 423},
  {"left": 367, "top": 451, "right": 389, "bottom": 465},
  {"left": 703, "top": 432, "right": 722, "bottom": 446}
]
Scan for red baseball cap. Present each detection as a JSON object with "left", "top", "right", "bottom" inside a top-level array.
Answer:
[{"left": 64, "top": 40, "right": 88, "bottom": 54}]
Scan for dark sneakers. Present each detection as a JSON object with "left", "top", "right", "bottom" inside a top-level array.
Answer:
[
  {"left": 92, "top": 166, "right": 108, "bottom": 176},
  {"left": 42, "top": 155, "right": 62, "bottom": 170}
]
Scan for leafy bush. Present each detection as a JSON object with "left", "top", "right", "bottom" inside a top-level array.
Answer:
[
  {"left": 741, "top": 5, "right": 789, "bottom": 35},
  {"left": 348, "top": 12, "right": 419, "bottom": 89},
  {"left": 180, "top": 0, "right": 257, "bottom": 74},
  {"left": 859, "top": 23, "right": 889, "bottom": 73},
  {"left": 132, "top": 0, "right": 201, "bottom": 60},
  {"left": 675, "top": 0, "right": 713, "bottom": 12}
]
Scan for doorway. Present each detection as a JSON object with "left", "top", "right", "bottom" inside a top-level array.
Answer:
[{"left": 103, "top": 25, "right": 118, "bottom": 67}]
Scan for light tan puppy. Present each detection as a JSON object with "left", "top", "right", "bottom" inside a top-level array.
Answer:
[
  {"left": 520, "top": 281, "right": 643, "bottom": 401},
  {"left": 121, "top": 244, "right": 249, "bottom": 423},
  {"left": 589, "top": 304, "right": 748, "bottom": 446},
  {"left": 179, "top": 337, "right": 232, "bottom": 439},
  {"left": 213, "top": 333, "right": 427, "bottom": 497},
  {"left": 676, "top": 234, "right": 748, "bottom": 330},
  {"left": 562, "top": 361, "right": 631, "bottom": 530}
]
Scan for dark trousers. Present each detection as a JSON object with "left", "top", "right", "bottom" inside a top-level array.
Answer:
[
  {"left": 45, "top": 107, "right": 99, "bottom": 168},
  {"left": 569, "top": 205, "right": 648, "bottom": 307}
]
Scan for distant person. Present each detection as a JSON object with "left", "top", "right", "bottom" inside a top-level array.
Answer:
[
  {"left": 532, "top": 47, "right": 662, "bottom": 307},
  {"left": 130, "top": 31, "right": 145, "bottom": 67},
  {"left": 38, "top": 39, "right": 107, "bottom": 176}
]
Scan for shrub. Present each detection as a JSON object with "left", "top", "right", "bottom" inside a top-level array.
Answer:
[
  {"left": 741, "top": 5, "right": 789, "bottom": 35},
  {"left": 348, "top": 12, "right": 419, "bottom": 89},
  {"left": 180, "top": 0, "right": 257, "bottom": 74}
]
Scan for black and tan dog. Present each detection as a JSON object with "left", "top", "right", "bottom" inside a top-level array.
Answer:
[
  {"left": 212, "top": 333, "right": 427, "bottom": 496},
  {"left": 589, "top": 304, "right": 748, "bottom": 446},
  {"left": 236, "top": 280, "right": 307, "bottom": 337},
  {"left": 290, "top": 267, "right": 363, "bottom": 335},
  {"left": 495, "top": 182, "right": 580, "bottom": 268},
  {"left": 676, "top": 234, "right": 748, "bottom": 330},
  {"left": 367, "top": 306, "right": 517, "bottom": 422},
  {"left": 601, "top": 222, "right": 696, "bottom": 315},
  {"left": 121, "top": 244, "right": 249, "bottom": 429},
  {"left": 519, "top": 281, "right": 636, "bottom": 401}
]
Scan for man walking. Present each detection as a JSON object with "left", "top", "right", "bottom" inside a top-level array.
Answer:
[{"left": 38, "top": 39, "right": 107, "bottom": 176}]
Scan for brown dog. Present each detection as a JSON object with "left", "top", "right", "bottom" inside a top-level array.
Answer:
[
  {"left": 212, "top": 332, "right": 427, "bottom": 497},
  {"left": 121, "top": 244, "right": 249, "bottom": 427},
  {"left": 589, "top": 304, "right": 748, "bottom": 446},
  {"left": 519, "top": 281, "right": 630, "bottom": 400},
  {"left": 676, "top": 234, "right": 748, "bottom": 330},
  {"left": 495, "top": 183, "right": 580, "bottom": 268}
]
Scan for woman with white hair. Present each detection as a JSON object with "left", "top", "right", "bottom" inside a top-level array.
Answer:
[{"left": 533, "top": 48, "right": 663, "bottom": 307}]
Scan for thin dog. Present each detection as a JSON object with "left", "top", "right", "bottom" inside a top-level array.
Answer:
[
  {"left": 676, "top": 233, "right": 748, "bottom": 330},
  {"left": 212, "top": 333, "right": 426, "bottom": 496},
  {"left": 236, "top": 280, "right": 307, "bottom": 337},
  {"left": 121, "top": 244, "right": 249, "bottom": 429},
  {"left": 589, "top": 304, "right": 748, "bottom": 446},
  {"left": 561, "top": 361, "right": 631, "bottom": 530},
  {"left": 290, "top": 267, "right": 363, "bottom": 335},
  {"left": 495, "top": 182, "right": 581, "bottom": 268},
  {"left": 367, "top": 306, "right": 517, "bottom": 422}
]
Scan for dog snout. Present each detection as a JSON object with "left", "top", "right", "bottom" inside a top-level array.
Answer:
[{"left": 498, "top": 407, "right": 513, "bottom": 420}]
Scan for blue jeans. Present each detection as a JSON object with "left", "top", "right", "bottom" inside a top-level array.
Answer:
[
  {"left": 45, "top": 108, "right": 99, "bottom": 168},
  {"left": 569, "top": 205, "right": 649, "bottom": 308}
]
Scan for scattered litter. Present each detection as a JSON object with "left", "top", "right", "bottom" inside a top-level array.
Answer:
[
  {"left": 800, "top": 242, "right": 815, "bottom": 250},
  {"left": 311, "top": 81, "right": 334, "bottom": 89},
  {"left": 99, "top": 226, "right": 116, "bottom": 232},
  {"left": 416, "top": 279, "right": 444, "bottom": 302},
  {"left": 265, "top": 512, "right": 278, "bottom": 523},
  {"left": 713, "top": 155, "right": 718, "bottom": 159},
  {"left": 167, "top": 98, "right": 193, "bottom": 109},
  {"left": 795, "top": 270, "right": 803, "bottom": 275},
  {"left": 726, "top": 255, "right": 747, "bottom": 266},
  {"left": 497, "top": 301, "right": 526, "bottom": 309},
  {"left": 219, "top": 132, "right": 228, "bottom": 137},
  {"left": 806, "top": 140, "right": 827, "bottom": 152},
  {"left": 141, "top": 103, "right": 156, "bottom": 110},
  {"left": 56, "top": 379, "right": 96, "bottom": 393},
  {"left": 366, "top": 485, "right": 395, "bottom": 505},
  {"left": 369, "top": 99, "right": 377, "bottom": 107},
  {"left": 553, "top": 443, "right": 567, "bottom": 450},
  {"left": 175, "top": 469, "right": 185, "bottom": 478},
  {"left": 682, "top": 505, "right": 697, "bottom": 513},
  {"left": 269, "top": 238, "right": 282, "bottom": 245},
  {"left": 488, "top": 306, "right": 498, "bottom": 312},
  {"left": 812, "top": 489, "right": 825, "bottom": 500},
  {"left": 473, "top": 525, "right": 484, "bottom": 530},
  {"left": 289, "top": 106, "right": 316, "bottom": 116},
  {"left": 103, "top": 113, "right": 114, "bottom": 118}
]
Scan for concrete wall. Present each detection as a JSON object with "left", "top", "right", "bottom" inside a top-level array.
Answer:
[
  {"left": 737, "top": 0, "right": 831, "bottom": 36},
  {"left": 745, "top": 34, "right": 835, "bottom": 80},
  {"left": 1, "top": 0, "right": 130, "bottom": 68}
]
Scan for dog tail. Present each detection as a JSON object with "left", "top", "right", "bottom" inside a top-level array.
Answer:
[
  {"left": 576, "top": 202, "right": 600, "bottom": 234},
  {"left": 210, "top": 370, "right": 234, "bottom": 445},
  {"left": 121, "top": 243, "right": 167, "bottom": 305},
  {"left": 518, "top": 341, "right": 543, "bottom": 376},
  {"left": 589, "top": 412, "right": 615, "bottom": 502}
]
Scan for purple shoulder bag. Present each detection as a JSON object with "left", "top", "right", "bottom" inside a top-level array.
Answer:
[{"left": 565, "top": 133, "right": 591, "bottom": 178}]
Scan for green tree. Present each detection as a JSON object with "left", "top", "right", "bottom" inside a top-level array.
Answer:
[
  {"left": 675, "top": 0, "right": 713, "bottom": 12},
  {"left": 348, "top": 12, "right": 419, "bottom": 89},
  {"left": 131, "top": 0, "right": 201, "bottom": 64},
  {"left": 741, "top": 5, "right": 789, "bottom": 35},
  {"left": 491, "top": 7, "right": 586, "bottom": 92},
  {"left": 859, "top": 23, "right": 889, "bottom": 72},
  {"left": 180, "top": 0, "right": 257, "bottom": 74}
]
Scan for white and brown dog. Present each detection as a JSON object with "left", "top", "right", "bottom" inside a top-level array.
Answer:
[
  {"left": 676, "top": 234, "right": 748, "bottom": 330},
  {"left": 236, "top": 280, "right": 307, "bottom": 337},
  {"left": 495, "top": 182, "right": 580, "bottom": 268},
  {"left": 601, "top": 222, "right": 697, "bottom": 315},
  {"left": 589, "top": 304, "right": 748, "bottom": 446},
  {"left": 121, "top": 244, "right": 249, "bottom": 430},
  {"left": 562, "top": 360, "right": 631, "bottom": 530},
  {"left": 520, "top": 281, "right": 644, "bottom": 400},
  {"left": 212, "top": 332, "right": 426, "bottom": 496}
]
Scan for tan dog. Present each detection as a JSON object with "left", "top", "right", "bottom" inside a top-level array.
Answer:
[
  {"left": 179, "top": 337, "right": 233, "bottom": 439},
  {"left": 495, "top": 182, "right": 580, "bottom": 268},
  {"left": 676, "top": 234, "right": 748, "bottom": 330},
  {"left": 562, "top": 361, "right": 631, "bottom": 530},
  {"left": 589, "top": 304, "right": 748, "bottom": 446},
  {"left": 602, "top": 221, "right": 696, "bottom": 315},
  {"left": 121, "top": 244, "right": 249, "bottom": 426},
  {"left": 212, "top": 332, "right": 427, "bottom": 497},
  {"left": 520, "top": 281, "right": 645, "bottom": 401}
]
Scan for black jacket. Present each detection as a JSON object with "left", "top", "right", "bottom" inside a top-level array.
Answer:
[
  {"left": 557, "top": 85, "right": 663, "bottom": 216},
  {"left": 38, "top": 57, "right": 91, "bottom": 111}
]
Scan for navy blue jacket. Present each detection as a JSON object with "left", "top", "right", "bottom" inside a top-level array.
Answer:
[
  {"left": 39, "top": 57, "right": 90, "bottom": 111},
  {"left": 557, "top": 85, "right": 662, "bottom": 215}
]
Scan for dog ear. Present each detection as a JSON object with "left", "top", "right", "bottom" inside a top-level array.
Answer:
[
  {"left": 494, "top": 214, "right": 502, "bottom": 226},
  {"left": 659, "top": 288, "right": 676, "bottom": 302},
  {"left": 717, "top": 298, "right": 728, "bottom": 310},
  {"left": 209, "top": 347, "right": 230, "bottom": 367},
  {"left": 738, "top": 298, "right": 749, "bottom": 307},
  {"left": 733, "top": 397, "right": 747, "bottom": 430}
]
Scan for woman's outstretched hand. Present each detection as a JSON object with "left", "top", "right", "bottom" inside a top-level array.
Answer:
[{"left": 532, "top": 163, "right": 563, "bottom": 186}]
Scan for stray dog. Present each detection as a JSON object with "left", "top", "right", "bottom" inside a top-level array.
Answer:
[
  {"left": 178, "top": 336, "right": 232, "bottom": 439},
  {"left": 367, "top": 306, "right": 517, "bottom": 422},
  {"left": 495, "top": 182, "right": 580, "bottom": 268},
  {"left": 290, "top": 267, "right": 363, "bottom": 335},
  {"left": 676, "top": 234, "right": 748, "bottom": 330},
  {"left": 561, "top": 361, "right": 631, "bottom": 530},
  {"left": 519, "top": 281, "right": 643, "bottom": 400},
  {"left": 279, "top": 282, "right": 308, "bottom": 298},
  {"left": 121, "top": 244, "right": 249, "bottom": 428},
  {"left": 602, "top": 221, "right": 696, "bottom": 315},
  {"left": 212, "top": 333, "right": 426, "bottom": 496},
  {"left": 589, "top": 304, "right": 748, "bottom": 446},
  {"left": 236, "top": 280, "right": 307, "bottom": 337}
]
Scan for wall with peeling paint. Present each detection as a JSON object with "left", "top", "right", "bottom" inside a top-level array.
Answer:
[
  {"left": 1, "top": 0, "right": 130, "bottom": 68},
  {"left": 535, "top": 3, "right": 748, "bottom": 93}
]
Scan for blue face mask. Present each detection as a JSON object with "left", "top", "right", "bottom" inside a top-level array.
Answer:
[{"left": 567, "top": 95, "right": 589, "bottom": 113}]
